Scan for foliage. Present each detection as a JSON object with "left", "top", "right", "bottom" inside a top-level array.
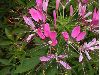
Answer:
[{"left": 0, "top": 0, "right": 99, "bottom": 75}]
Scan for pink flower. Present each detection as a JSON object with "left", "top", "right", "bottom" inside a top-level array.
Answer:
[
  {"left": 79, "top": 38, "right": 99, "bottom": 62},
  {"left": 83, "top": 38, "right": 99, "bottom": 51},
  {"left": 40, "top": 54, "right": 71, "bottom": 69},
  {"left": 91, "top": 8, "right": 99, "bottom": 26},
  {"left": 56, "top": 0, "right": 60, "bottom": 10},
  {"left": 71, "top": 26, "right": 86, "bottom": 41},
  {"left": 78, "top": 2, "right": 86, "bottom": 17},
  {"left": 23, "top": 16, "right": 35, "bottom": 30},
  {"left": 70, "top": 5, "right": 73, "bottom": 16},
  {"left": 29, "top": 8, "right": 43, "bottom": 22},
  {"left": 62, "top": 32, "right": 69, "bottom": 41},
  {"left": 43, "top": 0, "right": 49, "bottom": 12},
  {"left": 36, "top": 24, "right": 58, "bottom": 46},
  {"left": 62, "top": 26, "right": 86, "bottom": 42},
  {"left": 53, "top": 10, "right": 57, "bottom": 29}
]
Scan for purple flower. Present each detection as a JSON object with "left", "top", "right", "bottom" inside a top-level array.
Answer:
[
  {"left": 40, "top": 54, "right": 71, "bottom": 69},
  {"left": 79, "top": 38, "right": 99, "bottom": 62},
  {"left": 78, "top": 2, "right": 86, "bottom": 17}
]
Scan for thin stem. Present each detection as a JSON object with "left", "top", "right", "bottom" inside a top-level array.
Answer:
[
  {"left": 63, "top": 6, "right": 65, "bottom": 18},
  {"left": 69, "top": 43, "right": 80, "bottom": 54}
]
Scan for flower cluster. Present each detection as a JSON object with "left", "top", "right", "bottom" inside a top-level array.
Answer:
[{"left": 23, "top": 0, "right": 99, "bottom": 70}]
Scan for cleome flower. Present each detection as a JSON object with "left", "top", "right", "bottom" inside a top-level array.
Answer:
[
  {"left": 62, "top": 26, "right": 86, "bottom": 42},
  {"left": 40, "top": 54, "right": 71, "bottom": 69},
  {"left": 79, "top": 38, "right": 99, "bottom": 62}
]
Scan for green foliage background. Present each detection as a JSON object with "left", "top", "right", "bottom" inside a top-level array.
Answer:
[{"left": 0, "top": 0, "right": 99, "bottom": 75}]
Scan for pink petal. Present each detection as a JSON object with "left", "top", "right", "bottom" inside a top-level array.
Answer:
[
  {"left": 49, "top": 31, "right": 57, "bottom": 40},
  {"left": 36, "top": 0, "right": 43, "bottom": 8},
  {"left": 70, "top": 5, "right": 73, "bottom": 16},
  {"left": 79, "top": 53, "right": 83, "bottom": 62},
  {"left": 62, "top": 32, "right": 69, "bottom": 41},
  {"left": 78, "top": 3, "right": 86, "bottom": 17},
  {"left": 43, "top": 0, "right": 49, "bottom": 12},
  {"left": 56, "top": 0, "right": 60, "bottom": 10},
  {"left": 47, "top": 54, "right": 56, "bottom": 59},
  {"left": 23, "top": 16, "right": 35, "bottom": 30},
  {"left": 37, "top": 28, "right": 45, "bottom": 39},
  {"left": 36, "top": 10, "right": 43, "bottom": 21},
  {"left": 84, "top": 12, "right": 92, "bottom": 18},
  {"left": 51, "top": 39, "right": 58, "bottom": 46},
  {"left": 76, "top": 32, "right": 86, "bottom": 41},
  {"left": 82, "top": 0, "right": 88, "bottom": 3},
  {"left": 59, "top": 61, "right": 71, "bottom": 69},
  {"left": 71, "top": 26, "right": 80, "bottom": 38},
  {"left": 40, "top": 56, "right": 51, "bottom": 62},
  {"left": 88, "top": 38, "right": 96, "bottom": 47},
  {"left": 91, "top": 8, "right": 99, "bottom": 25},
  {"left": 58, "top": 55, "right": 67, "bottom": 59},
  {"left": 42, "top": 14, "right": 46, "bottom": 23},
  {"left": 44, "top": 23, "right": 50, "bottom": 37},
  {"left": 53, "top": 10, "right": 57, "bottom": 28},
  {"left": 29, "top": 8, "right": 39, "bottom": 22},
  {"left": 26, "top": 34, "right": 34, "bottom": 42},
  {"left": 85, "top": 50, "right": 91, "bottom": 60}
]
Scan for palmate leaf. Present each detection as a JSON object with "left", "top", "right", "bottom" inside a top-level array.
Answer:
[{"left": 14, "top": 57, "right": 40, "bottom": 73}]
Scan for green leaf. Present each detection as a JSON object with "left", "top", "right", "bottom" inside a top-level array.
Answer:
[
  {"left": 0, "top": 67, "right": 10, "bottom": 75},
  {"left": 0, "top": 59, "right": 10, "bottom": 65},
  {"left": 5, "top": 28, "right": 14, "bottom": 41},
  {"left": 0, "top": 40, "right": 13, "bottom": 45},
  {"left": 14, "top": 57, "right": 40, "bottom": 73},
  {"left": 46, "top": 66, "right": 57, "bottom": 75}
]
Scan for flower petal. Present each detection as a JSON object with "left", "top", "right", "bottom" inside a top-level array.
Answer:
[
  {"left": 51, "top": 39, "right": 58, "bottom": 46},
  {"left": 71, "top": 26, "right": 80, "bottom": 38},
  {"left": 76, "top": 32, "right": 86, "bottom": 41},
  {"left": 49, "top": 31, "right": 57, "bottom": 40},
  {"left": 37, "top": 28, "right": 45, "bottom": 39},
  {"left": 59, "top": 61, "right": 71, "bottom": 69},
  {"left": 70, "top": 5, "right": 73, "bottom": 16},
  {"left": 85, "top": 50, "right": 91, "bottom": 60},
  {"left": 56, "top": 0, "right": 60, "bottom": 10},
  {"left": 62, "top": 32, "right": 69, "bottom": 41},
  {"left": 79, "top": 53, "right": 83, "bottom": 62},
  {"left": 44, "top": 23, "right": 50, "bottom": 37},
  {"left": 40, "top": 56, "right": 51, "bottom": 62}
]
